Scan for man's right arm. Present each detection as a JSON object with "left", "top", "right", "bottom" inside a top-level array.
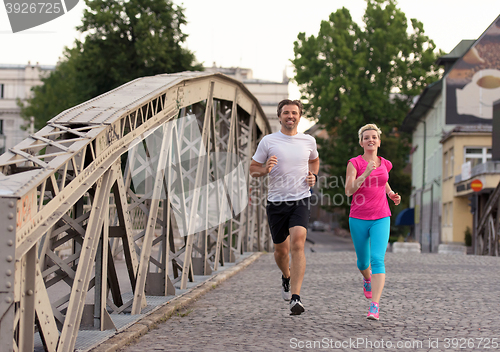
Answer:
[{"left": 249, "top": 156, "right": 277, "bottom": 178}]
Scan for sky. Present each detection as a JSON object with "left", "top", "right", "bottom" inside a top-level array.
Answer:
[{"left": 1, "top": 0, "right": 500, "bottom": 131}]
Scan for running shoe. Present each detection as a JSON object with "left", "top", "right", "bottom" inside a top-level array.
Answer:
[
  {"left": 363, "top": 277, "right": 372, "bottom": 299},
  {"left": 290, "top": 298, "right": 305, "bottom": 315},
  {"left": 281, "top": 275, "right": 291, "bottom": 301},
  {"left": 367, "top": 302, "right": 379, "bottom": 320}
]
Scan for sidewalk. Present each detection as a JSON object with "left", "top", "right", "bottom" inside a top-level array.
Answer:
[{"left": 112, "top": 251, "right": 500, "bottom": 352}]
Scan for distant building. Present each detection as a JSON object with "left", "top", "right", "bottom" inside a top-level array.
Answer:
[
  {"left": 440, "top": 125, "right": 496, "bottom": 246},
  {"left": 203, "top": 65, "right": 289, "bottom": 132},
  {"left": 0, "top": 62, "right": 54, "bottom": 154},
  {"left": 401, "top": 16, "right": 500, "bottom": 252}
]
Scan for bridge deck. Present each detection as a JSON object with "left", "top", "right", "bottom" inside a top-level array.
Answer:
[{"left": 34, "top": 252, "right": 255, "bottom": 352}]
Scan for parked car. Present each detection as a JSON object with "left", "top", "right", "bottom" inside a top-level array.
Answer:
[{"left": 311, "top": 220, "right": 328, "bottom": 231}]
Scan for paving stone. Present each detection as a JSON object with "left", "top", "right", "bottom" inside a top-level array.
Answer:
[{"left": 117, "top": 252, "right": 500, "bottom": 352}]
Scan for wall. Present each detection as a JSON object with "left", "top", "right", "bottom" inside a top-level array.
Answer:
[
  {"left": 409, "top": 88, "right": 452, "bottom": 251},
  {"left": 204, "top": 66, "right": 289, "bottom": 133},
  {"left": 243, "top": 81, "right": 288, "bottom": 133},
  {"left": 0, "top": 63, "right": 53, "bottom": 152},
  {"left": 442, "top": 133, "right": 494, "bottom": 244}
]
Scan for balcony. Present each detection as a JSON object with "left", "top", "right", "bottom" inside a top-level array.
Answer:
[
  {"left": 455, "top": 161, "right": 500, "bottom": 196},
  {"left": 455, "top": 161, "right": 500, "bottom": 184}
]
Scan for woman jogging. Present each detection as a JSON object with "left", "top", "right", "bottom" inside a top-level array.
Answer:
[{"left": 345, "top": 124, "right": 401, "bottom": 320}]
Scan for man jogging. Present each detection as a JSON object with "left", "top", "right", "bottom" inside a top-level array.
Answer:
[{"left": 249, "top": 99, "right": 319, "bottom": 315}]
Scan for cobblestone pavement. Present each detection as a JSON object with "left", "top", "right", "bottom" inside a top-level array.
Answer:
[
  {"left": 120, "top": 252, "right": 500, "bottom": 352},
  {"left": 304, "top": 230, "right": 355, "bottom": 253}
]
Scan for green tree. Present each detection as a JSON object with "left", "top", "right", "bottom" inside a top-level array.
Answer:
[
  {"left": 21, "top": 0, "right": 202, "bottom": 130},
  {"left": 292, "top": 0, "right": 441, "bottom": 227}
]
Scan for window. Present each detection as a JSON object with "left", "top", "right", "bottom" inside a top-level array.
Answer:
[
  {"left": 449, "top": 147, "right": 454, "bottom": 178},
  {"left": 443, "top": 203, "right": 448, "bottom": 226},
  {"left": 443, "top": 148, "right": 454, "bottom": 179},
  {"left": 448, "top": 202, "right": 453, "bottom": 226},
  {"left": 443, "top": 151, "right": 448, "bottom": 178},
  {"left": 0, "top": 84, "right": 4, "bottom": 99},
  {"left": 0, "top": 119, "right": 3, "bottom": 135},
  {"left": 464, "top": 147, "right": 492, "bottom": 168},
  {"left": 442, "top": 202, "right": 455, "bottom": 227},
  {"left": 426, "top": 149, "right": 440, "bottom": 182},
  {"left": 444, "top": 202, "right": 453, "bottom": 227}
]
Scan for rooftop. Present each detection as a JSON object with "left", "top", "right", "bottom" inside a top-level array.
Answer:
[
  {"left": 440, "top": 124, "right": 493, "bottom": 143},
  {"left": 0, "top": 63, "right": 56, "bottom": 70},
  {"left": 243, "top": 78, "right": 287, "bottom": 85},
  {"left": 435, "top": 40, "right": 475, "bottom": 66}
]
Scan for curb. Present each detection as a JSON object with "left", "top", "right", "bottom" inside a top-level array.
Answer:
[{"left": 90, "top": 251, "right": 265, "bottom": 352}]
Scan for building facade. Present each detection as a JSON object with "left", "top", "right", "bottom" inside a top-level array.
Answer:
[
  {"left": 440, "top": 126, "right": 497, "bottom": 244},
  {"left": 402, "top": 16, "right": 500, "bottom": 252},
  {"left": 203, "top": 65, "right": 289, "bottom": 132},
  {"left": 0, "top": 63, "right": 54, "bottom": 154}
]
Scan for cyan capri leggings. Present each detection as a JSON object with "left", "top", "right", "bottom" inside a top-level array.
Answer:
[{"left": 348, "top": 217, "right": 390, "bottom": 274}]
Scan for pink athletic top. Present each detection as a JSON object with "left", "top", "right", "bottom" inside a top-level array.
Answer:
[{"left": 348, "top": 155, "right": 392, "bottom": 220}]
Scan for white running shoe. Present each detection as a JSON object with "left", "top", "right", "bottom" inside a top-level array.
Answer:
[{"left": 290, "top": 298, "right": 305, "bottom": 315}]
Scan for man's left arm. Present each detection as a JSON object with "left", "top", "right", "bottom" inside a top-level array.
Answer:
[
  {"left": 307, "top": 157, "right": 320, "bottom": 187},
  {"left": 309, "top": 157, "right": 319, "bottom": 174}
]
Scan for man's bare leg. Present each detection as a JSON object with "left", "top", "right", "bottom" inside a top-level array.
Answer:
[
  {"left": 289, "top": 226, "right": 307, "bottom": 295},
  {"left": 274, "top": 237, "right": 291, "bottom": 278}
]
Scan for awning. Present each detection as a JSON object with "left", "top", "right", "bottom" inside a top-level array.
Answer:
[{"left": 395, "top": 208, "right": 414, "bottom": 226}]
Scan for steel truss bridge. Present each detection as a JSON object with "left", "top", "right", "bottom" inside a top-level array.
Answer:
[
  {"left": 475, "top": 181, "right": 500, "bottom": 256},
  {"left": 0, "top": 72, "right": 272, "bottom": 351}
]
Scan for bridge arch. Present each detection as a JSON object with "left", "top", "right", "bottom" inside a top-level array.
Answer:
[{"left": 0, "top": 72, "right": 272, "bottom": 351}]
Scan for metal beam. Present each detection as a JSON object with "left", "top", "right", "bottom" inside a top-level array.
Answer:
[{"left": 0, "top": 73, "right": 272, "bottom": 350}]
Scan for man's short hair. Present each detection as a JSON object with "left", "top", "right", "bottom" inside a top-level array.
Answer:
[{"left": 277, "top": 99, "right": 303, "bottom": 117}]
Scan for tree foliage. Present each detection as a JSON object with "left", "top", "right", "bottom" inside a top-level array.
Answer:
[
  {"left": 292, "top": 0, "right": 441, "bottom": 224},
  {"left": 22, "top": 0, "right": 202, "bottom": 130}
]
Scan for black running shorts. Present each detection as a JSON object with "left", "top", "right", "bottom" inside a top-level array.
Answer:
[{"left": 266, "top": 197, "right": 310, "bottom": 244}]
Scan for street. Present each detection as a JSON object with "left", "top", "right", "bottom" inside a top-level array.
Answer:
[
  {"left": 117, "top": 250, "right": 500, "bottom": 352},
  {"left": 305, "top": 228, "right": 355, "bottom": 252}
]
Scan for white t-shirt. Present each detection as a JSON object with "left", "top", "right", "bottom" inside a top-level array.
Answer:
[{"left": 252, "top": 131, "right": 319, "bottom": 202}]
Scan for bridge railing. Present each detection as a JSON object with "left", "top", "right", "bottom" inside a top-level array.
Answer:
[
  {"left": 0, "top": 72, "right": 272, "bottom": 352},
  {"left": 474, "top": 180, "right": 500, "bottom": 256}
]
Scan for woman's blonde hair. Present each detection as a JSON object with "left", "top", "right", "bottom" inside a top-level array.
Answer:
[{"left": 358, "top": 123, "right": 382, "bottom": 143}]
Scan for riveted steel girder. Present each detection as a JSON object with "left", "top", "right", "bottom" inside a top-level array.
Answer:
[{"left": 0, "top": 72, "right": 271, "bottom": 351}]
